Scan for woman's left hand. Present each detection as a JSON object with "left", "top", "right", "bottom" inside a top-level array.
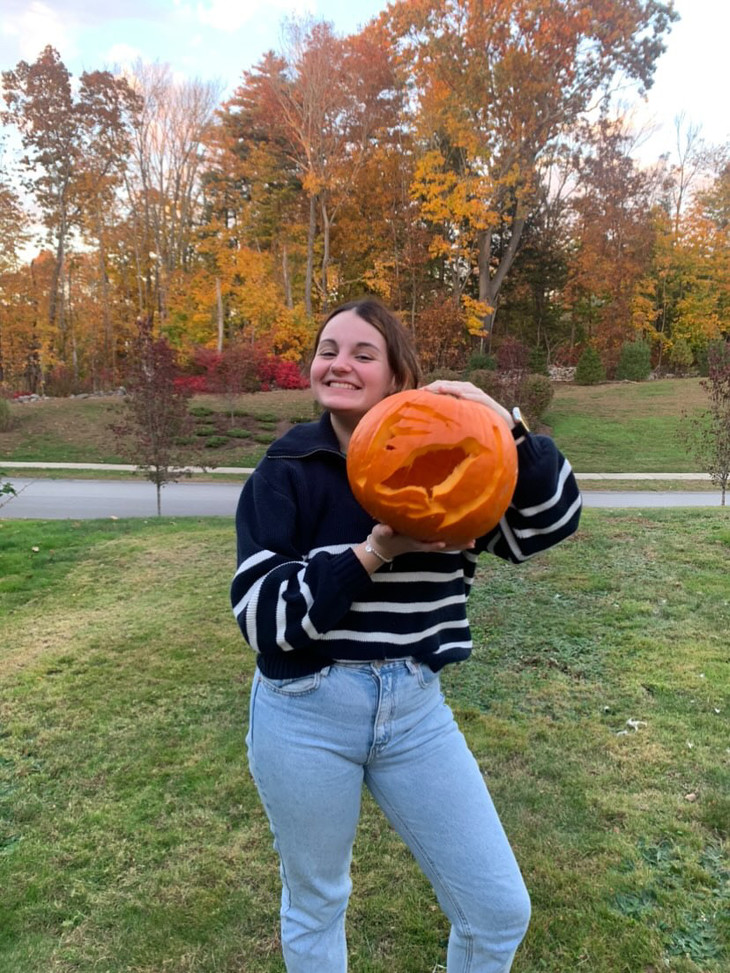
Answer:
[{"left": 420, "top": 380, "right": 514, "bottom": 428}]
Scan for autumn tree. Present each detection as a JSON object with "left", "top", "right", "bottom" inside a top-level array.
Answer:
[
  {"left": 218, "top": 19, "right": 402, "bottom": 316},
  {"left": 384, "top": 0, "right": 677, "bottom": 346},
  {"left": 0, "top": 156, "right": 31, "bottom": 385},
  {"left": 564, "top": 117, "right": 658, "bottom": 366},
  {"left": 208, "top": 51, "right": 304, "bottom": 304},
  {"left": 330, "top": 137, "right": 434, "bottom": 320},
  {"left": 0, "top": 157, "right": 29, "bottom": 277},
  {"left": 1, "top": 47, "right": 140, "bottom": 380},
  {"left": 123, "top": 62, "right": 221, "bottom": 324},
  {"left": 673, "top": 160, "right": 730, "bottom": 351},
  {"left": 632, "top": 118, "right": 724, "bottom": 368},
  {"left": 114, "top": 317, "right": 201, "bottom": 515},
  {"left": 491, "top": 147, "right": 574, "bottom": 359}
]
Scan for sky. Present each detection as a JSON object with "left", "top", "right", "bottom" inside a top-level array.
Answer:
[{"left": 0, "top": 0, "right": 727, "bottom": 165}]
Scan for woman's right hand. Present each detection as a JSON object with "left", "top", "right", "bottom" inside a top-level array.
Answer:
[{"left": 370, "top": 523, "right": 475, "bottom": 559}]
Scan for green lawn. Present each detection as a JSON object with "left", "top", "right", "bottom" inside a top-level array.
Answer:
[
  {"left": 1, "top": 513, "right": 727, "bottom": 972},
  {"left": 541, "top": 378, "right": 707, "bottom": 472}
]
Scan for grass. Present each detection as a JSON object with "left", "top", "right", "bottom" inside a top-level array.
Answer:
[
  {"left": 0, "top": 392, "right": 317, "bottom": 470},
  {"left": 0, "top": 378, "right": 709, "bottom": 476},
  {"left": 541, "top": 378, "right": 707, "bottom": 472},
  {"left": 1, "top": 512, "right": 727, "bottom": 972}
]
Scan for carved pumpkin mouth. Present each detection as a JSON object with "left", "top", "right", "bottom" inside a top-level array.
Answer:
[{"left": 382, "top": 446, "right": 471, "bottom": 494}]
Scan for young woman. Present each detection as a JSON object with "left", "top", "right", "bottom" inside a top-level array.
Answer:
[{"left": 231, "top": 298, "right": 582, "bottom": 973}]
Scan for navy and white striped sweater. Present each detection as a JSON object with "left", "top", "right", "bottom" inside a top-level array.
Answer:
[{"left": 231, "top": 411, "right": 581, "bottom": 679}]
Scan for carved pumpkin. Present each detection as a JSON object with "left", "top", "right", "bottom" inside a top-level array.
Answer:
[{"left": 346, "top": 389, "right": 518, "bottom": 543}]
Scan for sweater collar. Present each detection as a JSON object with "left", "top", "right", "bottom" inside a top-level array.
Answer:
[{"left": 266, "top": 411, "right": 344, "bottom": 460}]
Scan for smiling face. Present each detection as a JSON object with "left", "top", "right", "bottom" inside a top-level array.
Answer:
[{"left": 310, "top": 310, "right": 396, "bottom": 431}]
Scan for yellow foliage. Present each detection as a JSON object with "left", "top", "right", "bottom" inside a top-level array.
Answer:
[{"left": 461, "top": 295, "right": 493, "bottom": 337}]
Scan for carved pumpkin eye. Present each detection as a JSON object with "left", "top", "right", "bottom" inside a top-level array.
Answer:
[{"left": 347, "top": 389, "right": 518, "bottom": 544}]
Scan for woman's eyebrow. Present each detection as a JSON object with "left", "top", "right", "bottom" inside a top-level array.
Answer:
[{"left": 318, "top": 339, "right": 382, "bottom": 352}]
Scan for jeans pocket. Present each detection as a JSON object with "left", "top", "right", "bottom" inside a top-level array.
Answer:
[
  {"left": 258, "top": 670, "right": 322, "bottom": 696},
  {"left": 408, "top": 659, "right": 440, "bottom": 689}
]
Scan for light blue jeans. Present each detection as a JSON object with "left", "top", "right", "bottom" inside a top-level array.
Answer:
[{"left": 246, "top": 660, "right": 531, "bottom": 972}]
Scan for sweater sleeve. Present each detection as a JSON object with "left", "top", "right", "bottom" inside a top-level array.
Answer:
[
  {"left": 230, "top": 465, "right": 371, "bottom": 658},
  {"left": 478, "top": 433, "right": 582, "bottom": 562}
]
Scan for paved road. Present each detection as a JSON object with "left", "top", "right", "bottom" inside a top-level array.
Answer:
[
  {"left": 0, "top": 478, "right": 244, "bottom": 519},
  {"left": 0, "top": 477, "right": 725, "bottom": 520}
]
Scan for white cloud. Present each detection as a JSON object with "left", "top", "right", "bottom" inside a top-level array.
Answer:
[
  {"left": 1, "top": 0, "right": 78, "bottom": 63},
  {"left": 173, "top": 0, "right": 313, "bottom": 33},
  {"left": 104, "top": 43, "right": 144, "bottom": 72}
]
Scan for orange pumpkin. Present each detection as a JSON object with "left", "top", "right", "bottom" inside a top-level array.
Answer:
[{"left": 346, "top": 389, "right": 518, "bottom": 543}]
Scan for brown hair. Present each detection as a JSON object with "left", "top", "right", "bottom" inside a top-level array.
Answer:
[{"left": 312, "top": 298, "right": 421, "bottom": 392}]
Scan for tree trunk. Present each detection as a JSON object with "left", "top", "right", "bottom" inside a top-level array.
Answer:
[
  {"left": 216, "top": 277, "right": 224, "bottom": 353},
  {"left": 478, "top": 215, "right": 527, "bottom": 352},
  {"left": 305, "top": 195, "right": 316, "bottom": 317},
  {"left": 282, "top": 246, "right": 293, "bottom": 309},
  {"left": 49, "top": 228, "right": 65, "bottom": 336},
  {"left": 321, "top": 198, "right": 331, "bottom": 313},
  {"left": 95, "top": 213, "right": 112, "bottom": 386}
]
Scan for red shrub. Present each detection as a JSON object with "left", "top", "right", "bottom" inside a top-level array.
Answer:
[{"left": 173, "top": 374, "right": 208, "bottom": 394}]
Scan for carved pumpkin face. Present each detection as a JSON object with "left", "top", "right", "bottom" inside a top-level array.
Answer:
[{"left": 346, "top": 389, "right": 518, "bottom": 544}]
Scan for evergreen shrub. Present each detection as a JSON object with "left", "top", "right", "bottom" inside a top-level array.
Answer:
[
  {"left": 616, "top": 340, "right": 651, "bottom": 381},
  {"left": 528, "top": 347, "right": 549, "bottom": 376},
  {"left": 466, "top": 352, "right": 496, "bottom": 372},
  {"left": 574, "top": 347, "right": 606, "bottom": 385}
]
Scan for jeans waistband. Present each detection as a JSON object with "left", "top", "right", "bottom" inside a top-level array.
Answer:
[{"left": 332, "top": 656, "right": 415, "bottom": 668}]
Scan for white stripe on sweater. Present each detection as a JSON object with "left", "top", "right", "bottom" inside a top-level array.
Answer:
[
  {"left": 513, "top": 494, "right": 582, "bottom": 539},
  {"left": 350, "top": 594, "right": 464, "bottom": 614},
  {"left": 516, "top": 460, "right": 575, "bottom": 517},
  {"left": 275, "top": 578, "right": 293, "bottom": 652},
  {"left": 233, "top": 548, "right": 273, "bottom": 579},
  {"left": 232, "top": 557, "right": 298, "bottom": 619},
  {"left": 433, "top": 639, "right": 473, "bottom": 654},
  {"left": 319, "top": 617, "right": 469, "bottom": 645},
  {"left": 498, "top": 517, "right": 530, "bottom": 562},
  {"left": 373, "top": 568, "right": 467, "bottom": 583}
]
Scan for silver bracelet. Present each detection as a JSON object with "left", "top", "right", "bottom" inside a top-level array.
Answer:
[{"left": 365, "top": 537, "right": 393, "bottom": 564}]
